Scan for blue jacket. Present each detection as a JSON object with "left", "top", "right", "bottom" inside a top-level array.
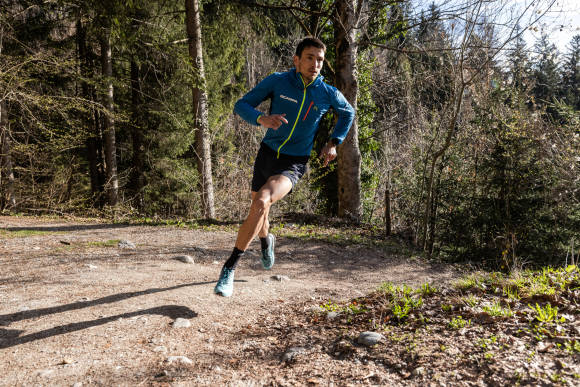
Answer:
[{"left": 234, "top": 69, "right": 355, "bottom": 157}]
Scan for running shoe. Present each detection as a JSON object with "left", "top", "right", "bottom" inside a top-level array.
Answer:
[
  {"left": 261, "top": 233, "right": 276, "bottom": 270},
  {"left": 214, "top": 266, "right": 235, "bottom": 297}
]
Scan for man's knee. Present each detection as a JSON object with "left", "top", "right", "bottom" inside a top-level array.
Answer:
[{"left": 250, "top": 195, "right": 271, "bottom": 214}]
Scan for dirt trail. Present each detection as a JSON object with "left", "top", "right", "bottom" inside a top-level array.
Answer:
[{"left": 0, "top": 216, "right": 456, "bottom": 386}]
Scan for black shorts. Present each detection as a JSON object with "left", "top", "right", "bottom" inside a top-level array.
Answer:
[{"left": 251, "top": 143, "right": 309, "bottom": 192}]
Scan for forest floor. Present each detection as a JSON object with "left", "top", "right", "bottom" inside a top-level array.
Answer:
[{"left": 0, "top": 215, "right": 578, "bottom": 386}]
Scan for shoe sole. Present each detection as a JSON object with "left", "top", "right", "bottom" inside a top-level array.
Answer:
[{"left": 214, "top": 286, "right": 233, "bottom": 297}]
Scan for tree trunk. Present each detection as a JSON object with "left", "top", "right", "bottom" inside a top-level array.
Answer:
[
  {"left": 307, "top": 0, "right": 321, "bottom": 36},
  {"left": 420, "top": 84, "right": 465, "bottom": 251},
  {"left": 427, "top": 161, "right": 444, "bottom": 256},
  {"left": 185, "top": 0, "right": 215, "bottom": 219},
  {"left": 334, "top": 0, "right": 361, "bottom": 222},
  {"left": 130, "top": 59, "right": 145, "bottom": 209},
  {"left": 0, "top": 100, "right": 16, "bottom": 209},
  {"left": 77, "top": 18, "right": 104, "bottom": 203},
  {"left": 385, "top": 173, "right": 391, "bottom": 236},
  {"left": 100, "top": 23, "right": 119, "bottom": 206}
]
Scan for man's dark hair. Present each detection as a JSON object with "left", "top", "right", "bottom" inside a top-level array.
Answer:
[{"left": 295, "top": 37, "right": 326, "bottom": 57}]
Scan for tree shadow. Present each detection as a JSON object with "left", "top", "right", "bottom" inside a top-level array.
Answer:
[
  {"left": 0, "top": 305, "right": 197, "bottom": 349},
  {"left": 0, "top": 280, "right": 247, "bottom": 326},
  {"left": 5, "top": 223, "right": 134, "bottom": 233}
]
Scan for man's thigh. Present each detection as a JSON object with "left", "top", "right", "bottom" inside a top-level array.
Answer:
[{"left": 256, "top": 174, "right": 293, "bottom": 204}]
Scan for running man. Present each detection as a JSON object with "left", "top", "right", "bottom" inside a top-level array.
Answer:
[{"left": 214, "top": 37, "right": 355, "bottom": 297}]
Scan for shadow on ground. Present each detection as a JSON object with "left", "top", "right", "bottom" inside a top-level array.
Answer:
[
  {"left": 0, "top": 281, "right": 216, "bottom": 326},
  {"left": 0, "top": 305, "right": 197, "bottom": 349}
]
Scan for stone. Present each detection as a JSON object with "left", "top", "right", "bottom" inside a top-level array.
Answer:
[
  {"left": 166, "top": 356, "right": 192, "bottom": 365},
  {"left": 537, "top": 342, "right": 553, "bottom": 352},
  {"left": 172, "top": 318, "right": 191, "bottom": 328},
  {"left": 357, "top": 331, "right": 385, "bottom": 347},
  {"left": 281, "top": 347, "right": 306, "bottom": 363},
  {"left": 37, "top": 369, "right": 54, "bottom": 377},
  {"left": 118, "top": 240, "right": 136, "bottom": 249},
  {"left": 271, "top": 275, "right": 290, "bottom": 282},
  {"left": 326, "top": 312, "right": 340, "bottom": 320},
  {"left": 412, "top": 367, "right": 426, "bottom": 376},
  {"left": 87, "top": 264, "right": 98, "bottom": 270},
  {"left": 174, "top": 255, "right": 194, "bottom": 264},
  {"left": 153, "top": 346, "right": 167, "bottom": 353}
]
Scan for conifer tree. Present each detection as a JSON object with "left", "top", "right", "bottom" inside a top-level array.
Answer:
[
  {"left": 531, "top": 32, "right": 560, "bottom": 111},
  {"left": 506, "top": 29, "right": 531, "bottom": 90},
  {"left": 560, "top": 35, "right": 580, "bottom": 109}
]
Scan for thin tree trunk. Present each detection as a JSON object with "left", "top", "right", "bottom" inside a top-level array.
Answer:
[
  {"left": 385, "top": 173, "right": 391, "bottom": 236},
  {"left": 421, "top": 84, "right": 465, "bottom": 251},
  {"left": 185, "top": 0, "right": 215, "bottom": 219},
  {"left": 77, "top": 18, "right": 103, "bottom": 202},
  {"left": 307, "top": 0, "right": 321, "bottom": 36},
  {"left": 334, "top": 0, "right": 361, "bottom": 222},
  {"left": 130, "top": 59, "right": 145, "bottom": 209},
  {"left": 427, "top": 161, "right": 444, "bottom": 256},
  {"left": 100, "top": 24, "right": 118, "bottom": 206},
  {"left": 0, "top": 100, "right": 16, "bottom": 209}
]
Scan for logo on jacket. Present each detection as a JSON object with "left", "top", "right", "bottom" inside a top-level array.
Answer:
[{"left": 280, "top": 94, "right": 298, "bottom": 104}]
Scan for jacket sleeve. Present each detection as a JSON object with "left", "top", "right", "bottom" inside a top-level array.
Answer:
[
  {"left": 329, "top": 88, "right": 355, "bottom": 145},
  {"left": 234, "top": 73, "right": 277, "bottom": 126}
]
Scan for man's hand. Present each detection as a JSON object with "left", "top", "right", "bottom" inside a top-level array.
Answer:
[
  {"left": 257, "top": 114, "right": 288, "bottom": 130},
  {"left": 320, "top": 142, "right": 337, "bottom": 167}
]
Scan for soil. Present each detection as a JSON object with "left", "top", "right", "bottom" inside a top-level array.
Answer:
[
  {"left": 0, "top": 215, "right": 456, "bottom": 386},
  {"left": 2, "top": 216, "right": 578, "bottom": 386}
]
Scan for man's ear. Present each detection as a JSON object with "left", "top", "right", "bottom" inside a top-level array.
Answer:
[{"left": 293, "top": 55, "right": 299, "bottom": 67}]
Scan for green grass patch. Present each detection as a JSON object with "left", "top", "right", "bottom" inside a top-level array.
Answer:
[
  {"left": 378, "top": 282, "right": 424, "bottom": 321},
  {"left": 482, "top": 301, "right": 513, "bottom": 318},
  {"left": 86, "top": 239, "right": 121, "bottom": 248},
  {"left": 448, "top": 316, "right": 470, "bottom": 329},
  {"left": 0, "top": 229, "right": 57, "bottom": 238},
  {"left": 453, "top": 265, "right": 579, "bottom": 299},
  {"left": 462, "top": 294, "right": 479, "bottom": 307},
  {"left": 528, "top": 302, "right": 559, "bottom": 324}
]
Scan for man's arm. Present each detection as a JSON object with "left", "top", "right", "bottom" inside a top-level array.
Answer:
[
  {"left": 328, "top": 88, "right": 355, "bottom": 145},
  {"left": 234, "top": 73, "right": 288, "bottom": 129},
  {"left": 319, "top": 88, "right": 355, "bottom": 166}
]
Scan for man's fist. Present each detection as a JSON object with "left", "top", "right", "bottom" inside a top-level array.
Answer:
[
  {"left": 258, "top": 114, "right": 288, "bottom": 130},
  {"left": 320, "top": 142, "right": 337, "bottom": 167}
]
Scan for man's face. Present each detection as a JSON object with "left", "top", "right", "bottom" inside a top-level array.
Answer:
[{"left": 293, "top": 46, "right": 324, "bottom": 83}]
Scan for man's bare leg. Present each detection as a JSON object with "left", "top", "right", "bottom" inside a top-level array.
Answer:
[
  {"left": 235, "top": 174, "right": 292, "bottom": 251},
  {"left": 215, "top": 174, "right": 292, "bottom": 297}
]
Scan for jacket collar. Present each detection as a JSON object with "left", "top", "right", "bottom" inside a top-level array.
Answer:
[{"left": 289, "top": 68, "right": 323, "bottom": 89}]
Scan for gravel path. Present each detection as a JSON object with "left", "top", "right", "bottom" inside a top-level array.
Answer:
[{"left": 0, "top": 216, "right": 456, "bottom": 385}]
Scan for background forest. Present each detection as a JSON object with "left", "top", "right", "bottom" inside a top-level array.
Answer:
[{"left": 1, "top": 0, "right": 578, "bottom": 269}]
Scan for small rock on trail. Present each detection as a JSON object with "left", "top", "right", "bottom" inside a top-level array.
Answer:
[
  {"left": 118, "top": 240, "right": 136, "bottom": 249},
  {"left": 174, "top": 255, "right": 194, "bottom": 264},
  {"left": 172, "top": 318, "right": 191, "bottom": 328},
  {"left": 281, "top": 347, "right": 307, "bottom": 363},
  {"left": 357, "top": 331, "right": 385, "bottom": 347},
  {"left": 271, "top": 275, "right": 290, "bottom": 282},
  {"left": 166, "top": 356, "right": 192, "bottom": 365}
]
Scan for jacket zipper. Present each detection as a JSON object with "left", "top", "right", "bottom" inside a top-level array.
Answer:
[{"left": 276, "top": 74, "right": 313, "bottom": 158}]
